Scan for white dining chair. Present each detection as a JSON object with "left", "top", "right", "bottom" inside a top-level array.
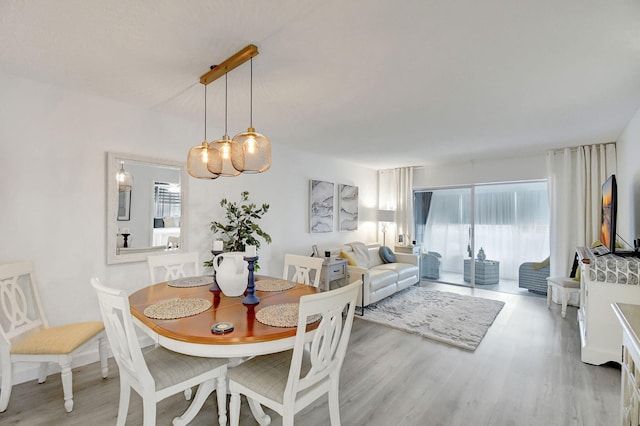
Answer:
[
  {"left": 282, "top": 254, "right": 325, "bottom": 287},
  {"left": 0, "top": 261, "right": 108, "bottom": 413},
  {"left": 166, "top": 236, "right": 180, "bottom": 249},
  {"left": 91, "top": 278, "right": 228, "bottom": 426},
  {"left": 228, "top": 280, "right": 361, "bottom": 426},
  {"left": 147, "top": 251, "right": 200, "bottom": 284}
]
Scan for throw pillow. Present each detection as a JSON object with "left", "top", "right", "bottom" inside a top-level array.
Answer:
[
  {"left": 339, "top": 250, "right": 357, "bottom": 266},
  {"left": 532, "top": 257, "right": 550, "bottom": 270},
  {"left": 379, "top": 246, "right": 396, "bottom": 264}
]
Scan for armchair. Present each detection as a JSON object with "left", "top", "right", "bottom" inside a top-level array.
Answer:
[
  {"left": 518, "top": 259, "right": 550, "bottom": 294},
  {"left": 422, "top": 252, "right": 442, "bottom": 279}
]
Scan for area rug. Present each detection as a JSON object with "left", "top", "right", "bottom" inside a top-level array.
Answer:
[{"left": 361, "top": 286, "right": 505, "bottom": 351}]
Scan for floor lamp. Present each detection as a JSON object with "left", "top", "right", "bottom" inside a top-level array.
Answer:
[{"left": 377, "top": 210, "right": 396, "bottom": 246}]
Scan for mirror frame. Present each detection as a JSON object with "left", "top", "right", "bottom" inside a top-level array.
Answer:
[{"left": 106, "top": 152, "right": 188, "bottom": 265}]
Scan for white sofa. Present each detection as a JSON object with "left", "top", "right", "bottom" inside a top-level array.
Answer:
[{"left": 329, "top": 242, "right": 420, "bottom": 307}]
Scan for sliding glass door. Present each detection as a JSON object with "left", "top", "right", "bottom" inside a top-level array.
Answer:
[
  {"left": 415, "top": 187, "right": 473, "bottom": 287},
  {"left": 415, "top": 181, "right": 549, "bottom": 292}
]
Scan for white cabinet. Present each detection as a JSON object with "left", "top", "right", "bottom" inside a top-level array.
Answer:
[
  {"left": 612, "top": 303, "right": 640, "bottom": 425},
  {"left": 577, "top": 247, "right": 640, "bottom": 365}
]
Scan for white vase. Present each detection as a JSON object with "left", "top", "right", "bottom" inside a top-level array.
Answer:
[{"left": 213, "top": 252, "right": 248, "bottom": 297}]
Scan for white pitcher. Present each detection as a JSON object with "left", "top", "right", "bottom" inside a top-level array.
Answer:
[{"left": 213, "top": 252, "right": 248, "bottom": 297}]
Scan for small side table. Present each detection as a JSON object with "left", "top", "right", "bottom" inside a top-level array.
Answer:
[
  {"left": 463, "top": 259, "right": 499, "bottom": 285},
  {"left": 320, "top": 258, "right": 348, "bottom": 291}
]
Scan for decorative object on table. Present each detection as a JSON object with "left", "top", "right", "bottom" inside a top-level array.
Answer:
[
  {"left": 338, "top": 184, "right": 358, "bottom": 231},
  {"left": 143, "top": 297, "right": 212, "bottom": 320},
  {"left": 212, "top": 252, "right": 249, "bottom": 297},
  {"left": 362, "top": 286, "right": 505, "bottom": 351},
  {"left": 377, "top": 209, "right": 395, "bottom": 246},
  {"left": 255, "top": 303, "right": 321, "bottom": 327},
  {"left": 242, "top": 254, "right": 260, "bottom": 305},
  {"left": 255, "top": 278, "right": 296, "bottom": 292},
  {"left": 312, "top": 244, "right": 320, "bottom": 257},
  {"left": 167, "top": 276, "right": 214, "bottom": 288},
  {"left": 324, "top": 250, "right": 331, "bottom": 258},
  {"left": 211, "top": 322, "right": 235, "bottom": 334},
  {"left": 310, "top": 179, "right": 334, "bottom": 233},
  {"left": 205, "top": 191, "right": 271, "bottom": 270},
  {"left": 209, "top": 243, "right": 224, "bottom": 291},
  {"left": 477, "top": 247, "right": 486, "bottom": 261},
  {"left": 187, "top": 44, "right": 271, "bottom": 179}
]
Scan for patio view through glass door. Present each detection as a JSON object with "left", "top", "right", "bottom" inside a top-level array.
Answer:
[{"left": 415, "top": 181, "right": 550, "bottom": 295}]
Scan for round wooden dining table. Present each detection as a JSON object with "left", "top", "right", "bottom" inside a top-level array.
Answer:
[{"left": 128, "top": 276, "right": 320, "bottom": 358}]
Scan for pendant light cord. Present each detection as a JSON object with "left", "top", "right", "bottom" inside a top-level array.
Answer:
[
  {"left": 224, "top": 73, "right": 228, "bottom": 136},
  {"left": 250, "top": 57, "right": 253, "bottom": 128},
  {"left": 204, "top": 84, "right": 207, "bottom": 140}
]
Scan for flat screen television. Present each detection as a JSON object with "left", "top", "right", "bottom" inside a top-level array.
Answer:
[{"left": 600, "top": 174, "right": 617, "bottom": 254}]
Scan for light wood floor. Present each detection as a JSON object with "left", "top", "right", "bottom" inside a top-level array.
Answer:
[{"left": 1, "top": 282, "right": 620, "bottom": 425}]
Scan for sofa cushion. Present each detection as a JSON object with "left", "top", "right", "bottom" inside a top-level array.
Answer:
[
  {"left": 368, "top": 268, "right": 398, "bottom": 292},
  {"left": 375, "top": 263, "right": 419, "bottom": 281},
  {"left": 339, "top": 250, "right": 357, "bottom": 266},
  {"left": 379, "top": 246, "right": 396, "bottom": 263}
]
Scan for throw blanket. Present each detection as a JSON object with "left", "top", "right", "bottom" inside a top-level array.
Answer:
[{"left": 347, "top": 242, "right": 370, "bottom": 268}]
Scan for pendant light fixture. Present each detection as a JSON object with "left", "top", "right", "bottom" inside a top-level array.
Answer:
[
  {"left": 116, "top": 161, "right": 133, "bottom": 191},
  {"left": 189, "top": 44, "right": 270, "bottom": 179},
  {"left": 232, "top": 57, "right": 271, "bottom": 173},
  {"left": 187, "top": 84, "right": 219, "bottom": 179},
  {"left": 207, "top": 73, "right": 242, "bottom": 177}
]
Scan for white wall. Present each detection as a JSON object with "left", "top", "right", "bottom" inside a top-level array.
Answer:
[
  {"left": 413, "top": 153, "right": 547, "bottom": 189},
  {"left": 617, "top": 105, "right": 640, "bottom": 242},
  {"left": 0, "top": 71, "right": 376, "bottom": 382}
]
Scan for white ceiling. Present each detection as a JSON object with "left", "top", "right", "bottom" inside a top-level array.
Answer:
[{"left": 2, "top": 0, "right": 639, "bottom": 169}]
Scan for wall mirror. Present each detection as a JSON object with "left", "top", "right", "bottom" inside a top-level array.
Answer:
[{"left": 106, "top": 152, "right": 188, "bottom": 264}]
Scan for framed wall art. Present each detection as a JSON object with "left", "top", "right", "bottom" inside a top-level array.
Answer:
[
  {"left": 309, "top": 180, "right": 334, "bottom": 233},
  {"left": 338, "top": 184, "right": 358, "bottom": 231}
]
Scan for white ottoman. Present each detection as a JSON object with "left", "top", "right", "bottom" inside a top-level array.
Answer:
[{"left": 546, "top": 276, "right": 580, "bottom": 318}]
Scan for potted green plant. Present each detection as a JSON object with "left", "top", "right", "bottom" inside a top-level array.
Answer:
[{"left": 204, "top": 191, "right": 272, "bottom": 268}]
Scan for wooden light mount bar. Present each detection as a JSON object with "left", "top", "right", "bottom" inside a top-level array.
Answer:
[{"left": 199, "top": 44, "right": 259, "bottom": 85}]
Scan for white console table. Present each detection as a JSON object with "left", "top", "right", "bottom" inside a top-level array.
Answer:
[{"left": 577, "top": 247, "right": 640, "bottom": 365}]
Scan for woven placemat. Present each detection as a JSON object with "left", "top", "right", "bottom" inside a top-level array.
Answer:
[
  {"left": 255, "top": 278, "right": 296, "bottom": 292},
  {"left": 143, "top": 297, "right": 212, "bottom": 320},
  {"left": 167, "top": 276, "right": 214, "bottom": 288},
  {"left": 255, "top": 303, "right": 321, "bottom": 328}
]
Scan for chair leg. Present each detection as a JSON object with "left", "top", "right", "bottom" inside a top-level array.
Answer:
[
  {"left": 98, "top": 337, "right": 109, "bottom": 379},
  {"left": 116, "top": 379, "right": 131, "bottom": 426},
  {"left": 247, "top": 396, "right": 271, "bottom": 425},
  {"left": 230, "top": 392, "right": 241, "bottom": 426},
  {"left": 546, "top": 284, "right": 552, "bottom": 309},
  {"left": 183, "top": 388, "right": 192, "bottom": 401},
  {"left": 172, "top": 379, "right": 216, "bottom": 426},
  {"left": 0, "top": 356, "right": 12, "bottom": 412},
  {"left": 38, "top": 362, "right": 48, "bottom": 383},
  {"left": 561, "top": 289, "right": 568, "bottom": 319},
  {"left": 60, "top": 360, "right": 74, "bottom": 412},
  {"left": 328, "top": 379, "right": 342, "bottom": 426},
  {"left": 142, "top": 394, "right": 157, "bottom": 426}
]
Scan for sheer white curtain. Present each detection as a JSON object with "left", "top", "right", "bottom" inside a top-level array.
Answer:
[
  {"left": 420, "top": 182, "right": 549, "bottom": 279},
  {"left": 379, "top": 167, "right": 414, "bottom": 245},
  {"left": 546, "top": 143, "right": 617, "bottom": 277}
]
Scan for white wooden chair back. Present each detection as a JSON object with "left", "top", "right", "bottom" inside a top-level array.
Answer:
[
  {"left": 166, "top": 236, "right": 180, "bottom": 249},
  {"left": 286, "top": 280, "right": 360, "bottom": 401},
  {"left": 0, "top": 261, "right": 48, "bottom": 351},
  {"left": 90, "top": 278, "right": 153, "bottom": 391},
  {"left": 282, "top": 254, "right": 324, "bottom": 287},
  {"left": 147, "top": 251, "right": 200, "bottom": 283}
]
